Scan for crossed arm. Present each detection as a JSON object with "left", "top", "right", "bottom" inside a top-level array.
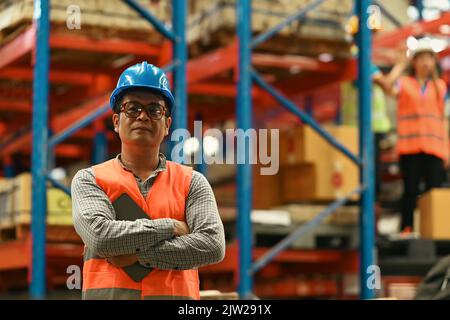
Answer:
[{"left": 72, "top": 168, "right": 225, "bottom": 270}]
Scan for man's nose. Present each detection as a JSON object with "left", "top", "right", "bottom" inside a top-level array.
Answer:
[{"left": 136, "top": 109, "right": 150, "bottom": 120}]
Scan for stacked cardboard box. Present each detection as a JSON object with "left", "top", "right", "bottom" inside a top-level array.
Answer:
[
  {"left": 253, "top": 161, "right": 283, "bottom": 210},
  {"left": 7, "top": 173, "right": 73, "bottom": 226},
  {"left": 419, "top": 189, "right": 450, "bottom": 240},
  {"left": 217, "top": 125, "right": 360, "bottom": 211},
  {"left": 279, "top": 125, "right": 359, "bottom": 202},
  {"left": 212, "top": 165, "right": 283, "bottom": 210}
]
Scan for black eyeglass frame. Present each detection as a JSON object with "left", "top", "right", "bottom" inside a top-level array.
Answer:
[{"left": 119, "top": 100, "right": 169, "bottom": 120}]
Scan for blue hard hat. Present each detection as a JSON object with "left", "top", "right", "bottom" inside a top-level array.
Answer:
[{"left": 110, "top": 61, "right": 175, "bottom": 114}]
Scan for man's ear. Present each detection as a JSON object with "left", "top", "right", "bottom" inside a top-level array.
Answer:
[
  {"left": 164, "top": 116, "right": 172, "bottom": 137},
  {"left": 112, "top": 113, "right": 120, "bottom": 133}
]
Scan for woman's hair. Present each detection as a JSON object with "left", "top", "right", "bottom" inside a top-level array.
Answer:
[{"left": 407, "top": 51, "right": 442, "bottom": 103}]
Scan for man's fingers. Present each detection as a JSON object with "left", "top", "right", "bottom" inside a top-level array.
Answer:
[{"left": 174, "top": 220, "right": 190, "bottom": 236}]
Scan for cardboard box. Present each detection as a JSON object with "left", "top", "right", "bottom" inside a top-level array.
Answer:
[
  {"left": 279, "top": 125, "right": 359, "bottom": 201},
  {"left": 11, "top": 173, "right": 32, "bottom": 213},
  {"left": 280, "top": 163, "right": 316, "bottom": 202},
  {"left": 279, "top": 126, "right": 311, "bottom": 166},
  {"left": 9, "top": 173, "right": 72, "bottom": 226},
  {"left": 47, "top": 188, "right": 73, "bottom": 226},
  {"left": 280, "top": 161, "right": 359, "bottom": 202},
  {"left": 279, "top": 125, "right": 358, "bottom": 163},
  {"left": 253, "top": 164, "right": 282, "bottom": 209},
  {"left": 419, "top": 189, "right": 450, "bottom": 240},
  {"left": 15, "top": 188, "right": 73, "bottom": 226},
  {"left": 212, "top": 166, "right": 282, "bottom": 209}
]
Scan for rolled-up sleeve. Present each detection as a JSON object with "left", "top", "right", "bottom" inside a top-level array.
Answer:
[
  {"left": 71, "top": 168, "right": 175, "bottom": 257},
  {"left": 136, "top": 171, "right": 226, "bottom": 270}
]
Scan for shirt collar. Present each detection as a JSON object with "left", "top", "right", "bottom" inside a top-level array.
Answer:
[{"left": 116, "top": 153, "right": 167, "bottom": 181}]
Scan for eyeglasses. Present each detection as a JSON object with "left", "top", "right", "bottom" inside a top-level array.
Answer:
[{"left": 120, "top": 101, "right": 168, "bottom": 120}]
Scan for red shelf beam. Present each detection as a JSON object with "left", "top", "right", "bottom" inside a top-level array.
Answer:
[
  {"left": 0, "top": 239, "right": 29, "bottom": 271},
  {"left": 0, "top": 95, "right": 110, "bottom": 157},
  {"left": 374, "top": 12, "right": 450, "bottom": 48},
  {"left": 0, "top": 26, "right": 35, "bottom": 69},
  {"left": 0, "top": 67, "right": 101, "bottom": 86},
  {"left": 49, "top": 33, "right": 161, "bottom": 57}
]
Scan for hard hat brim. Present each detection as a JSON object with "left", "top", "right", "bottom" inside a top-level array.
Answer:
[
  {"left": 110, "top": 84, "right": 175, "bottom": 114},
  {"left": 411, "top": 48, "right": 437, "bottom": 59}
]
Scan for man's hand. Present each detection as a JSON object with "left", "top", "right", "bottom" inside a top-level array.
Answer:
[
  {"left": 107, "top": 254, "right": 138, "bottom": 268},
  {"left": 173, "top": 220, "right": 190, "bottom": 236}
]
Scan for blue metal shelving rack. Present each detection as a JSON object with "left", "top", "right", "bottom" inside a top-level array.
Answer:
[
  {"left": 30, "top": 0, "right": 51, "bottom": 300},
  {"left": 235, "top": 0, "right": 375, "bottom": 300},
  {"left": 30, "top": 0, "right": 187, "bottom": 299},
  {"left": 28, "top": 0, "right": 410, "bottom": 300}
]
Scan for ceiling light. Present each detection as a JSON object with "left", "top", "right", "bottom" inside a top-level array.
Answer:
[{"left": 318, "top": 53, "right": 334, "bottom": 63}]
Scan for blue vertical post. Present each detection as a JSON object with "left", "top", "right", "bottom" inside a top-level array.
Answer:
[
  {"left": 171, "top": 0, "right": 187, "bottom": 163},
  {"left": 357, "top": 0, "right": 375, "bottom": 300},
  {"left": 236, "top": 0, "right": 253, "bottom": 299},
  {"left": 92, "top": 121, "right": 108, "bottom": 165},
  {"left": 30, "top": 0, "right": 50, "bottom": 299}
]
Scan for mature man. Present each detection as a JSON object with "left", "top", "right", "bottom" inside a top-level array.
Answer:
[{"left": 72, "top": 61, "right": 225, "bottom": 300}]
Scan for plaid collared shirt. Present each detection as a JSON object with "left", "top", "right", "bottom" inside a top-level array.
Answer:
[
  {"left": 71, "top": 153, "right": 225, "bottom": 270},
  {"left": 116, "top": 153, "right": 167, "bottom": 198}
]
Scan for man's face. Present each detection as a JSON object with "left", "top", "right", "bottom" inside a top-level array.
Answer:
[{"left": 112, "top": 90, "right": 171, "bottom": 147}]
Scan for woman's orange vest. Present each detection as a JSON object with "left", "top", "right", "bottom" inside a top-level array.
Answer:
[
  {"left": 397, "top": 76, "right": 448, "bottom": 161},
  {"left": 82, "top": 158, "right": 199, "bottom": 300}
]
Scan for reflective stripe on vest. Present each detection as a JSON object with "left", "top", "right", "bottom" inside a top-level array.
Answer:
[
  {"left": 397, "top": 76, "right": 447, "bottom": 160},
  {"left": 82, "top": 159, "right": 199, "bottom": 300}
]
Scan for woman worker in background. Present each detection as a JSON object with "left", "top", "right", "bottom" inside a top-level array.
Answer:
[{"left": 381, "top": 39, "right": 448, "bottom": 234}]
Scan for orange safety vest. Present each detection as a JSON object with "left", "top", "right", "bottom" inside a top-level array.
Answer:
[
  {"left": 82, "top": 158, "right": 199, "bottom": 300},
  {"left": 397, "top": 76, "right": 448, "bottom": 161}
]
